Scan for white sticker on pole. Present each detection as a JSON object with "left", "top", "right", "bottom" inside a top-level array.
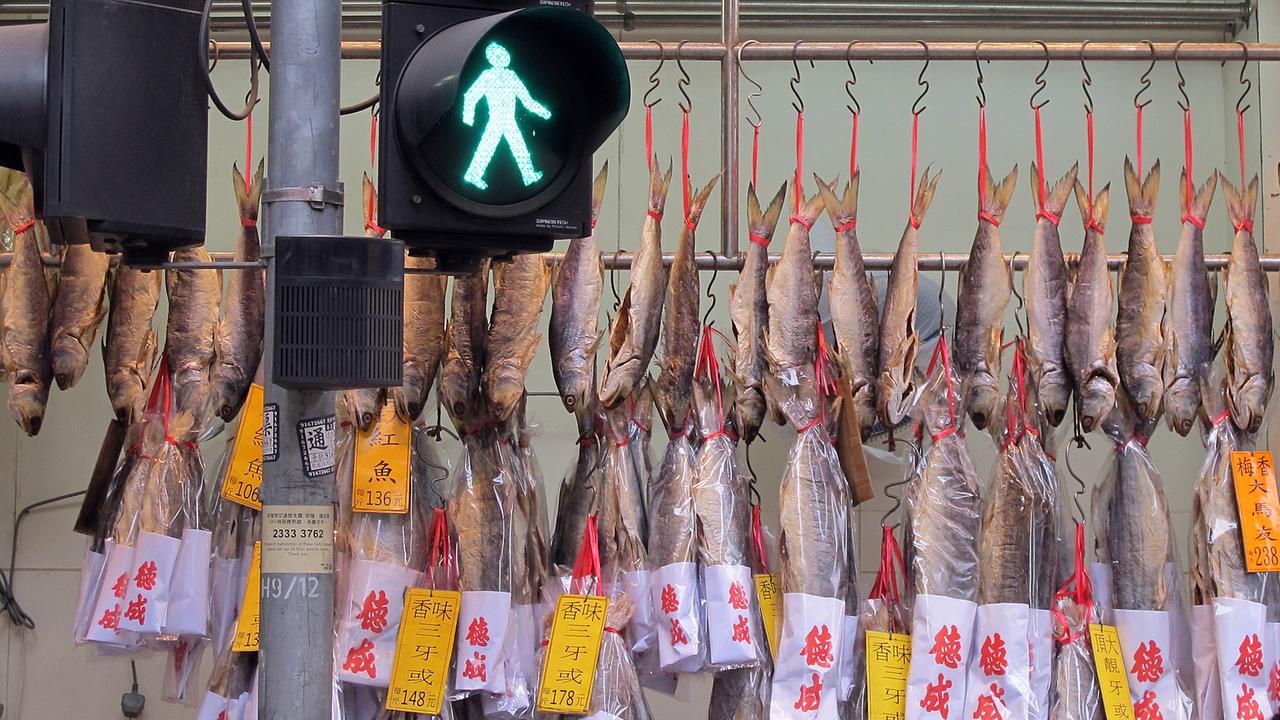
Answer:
[
  {"left": 454, "top": 590, "right": 512, "bottom": 693},
  {"left": 1113, "top": 608, "right": 1183, "bottom": 720},
  {"left": 74, "top": 548, "right": 107, "bottom": 643},
  {"left": 1191, "top": 604, "right": 1222, "bottom": 720},
  {"left": 624, "top": 569, "right": 657, "bottom": 654},
  {"left": 86, "top": 541, "right": 135, "bottom": 643},
  {"left": 704, "top": 563, "right": 759, "bottom": 667},
  {"left": 1213, "top": 597, "right": 1274, "bottom": 719},
  {"left": 1029, "top": 608, "right": 1054, "bottom": 720},
  {"left": 162, "top": 528, "right": 212, "bottom": 637},
  {"left": 336, "top": 557, "right": 421, "bottom": 687},
  {"left": 117, "top": 530, "right": 182, "bottom": 633},
  {"left": 1091, "top": 563, "right": 1114, "bottom": 625},
  {"left": 961, "top": 603, "right": 1032, "bottom": 720},
  {"left": 651, "top": 561, "right": 703, "bottom": 672},
  {"left": 769, "top": 592, "right": 845, "bottom": 720},
  {"left": 906, "top": 594, "right": 977, "bottom": 720},
  {"left": 837, "top": 614, "right": 860, "bottom": 702}
]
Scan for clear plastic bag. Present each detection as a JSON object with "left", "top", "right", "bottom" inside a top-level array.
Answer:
[
  {"left": 646, "top": 420, "right": 703, "bottom": 673},
  {"left": 1046, "top": 523, "right": 1103, "bottom": 720}
]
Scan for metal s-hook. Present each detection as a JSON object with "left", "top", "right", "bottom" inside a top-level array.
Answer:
[
  {"left": 974, "top": 40, "right": 987, "bottom": 108},
  {"left": 676, "top": 40, "right": 693, "bottom": 113},
  {"left": 879, "top": 438, "right": 920, "bottom": 529},
  {"left": 1236, "top": 41, "right": 1253, "bottom": 115},
  {"left": 1080, "top": 40, "right": 1094, "bottom": 114},
  {"left": 1064, "top": 435, "right": 1089, "bottom": 524},
  {"left": 790, "top": 41, "right": 814, "bottom": 114},
  {"left": 739, "top": 40, "right": 764, "bottom": 129},
  {"left": 1030, "top": 40, "right": 1050, "bottom": 110},
  {"left": 701, "top": 250, "right": 719, "bottom": 328},
  {"left": 936, "top": 251, "right": 947, "bottom": 334},
  {"left": 845, "top": 41, "right": 871, "bottom": 115},
  {"left": 745, "top": 442, "right": 762, "bottom": 506},
  {"left": 1174, "top": 40, "right": 1190, "bottom": 111},
  {"left": 643, "top": 40, "right": 664, "bottom": 109},
  {"left": 1009, "top": 251, "right": 1027, "bottom": 338},
  {"left": 1134, "top": 40, "right": 1156, "bottom": 110},
  {"left": 912, "top": 41, "right": 931, "bottom": 116}
]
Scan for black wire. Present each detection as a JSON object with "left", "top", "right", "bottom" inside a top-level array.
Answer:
[
  {"left": 0, "top": 489, "right": 87, "bottom": 629},
  {"left": 130, "top": 659, "right": 139, "bottom": 692},
  {"left": 200, "top": 0, "right": 259, "bottom": 121},
  {"left": 240, "top": 0, "right": 270, "bottom": 72}
]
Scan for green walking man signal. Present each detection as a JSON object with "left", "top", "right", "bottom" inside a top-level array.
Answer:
[{"left": 461, "top": 42, "right": 553, "bottom": 190}]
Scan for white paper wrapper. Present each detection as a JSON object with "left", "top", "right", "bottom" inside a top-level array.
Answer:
[
  {"left": 74, "top": 547, "right": 107, "bottom": 643},
  {"left": 962, "top": 603, "right": 1032, "bottom": 720},
  {"left": 907, "top": 594, "right": 978, "bottom": 720},
  {"left": 652, "top": 561, "right": 704, "bottom": 672},
  {"left": 1091, "top": 563, "right": 1114, "bottom": 625},
  {"left": 482, "top": 602, "right": 538, "bottom": 717},
  {"left": 1029, "top": 608, "right": 1054, "bottom": 720},
  {"left": 162, "top": 636, "right": 206, "bottom": 706},
  {"left": 1213, "top": 597, "right": 1275, "bottom": 719},
  {"left": 336, "top": 557, "right": 420, "bottom": 687},
  {"left": 243, "top": 672, "right": 258, "bottom": 720},
  {"left": 455, "top": 589, "right": 512, "bottom": 693},
  {"left": 85, "top": 540, "right": 135, "bottom": 644},
  {"left": 770, "top": 592, "right": 845, "bottom": 720},
  {"left": 836, "top": 614, "right": 859, "bottom": 702},
  {"left": 704, "top": 563, "right": 760, "bottom": 667},
  {"left": 1191, "top": 604, "right": 1222, "bottom": 720},
  {"left": 1113, "top": 608, "right": 1189, "bottom": 720},
  {"left": 624, "top": 569, "right": 657, "bottom": 654},
  {"left": 163, "top": 529, "right": 213, "bottom": 637},
  {"left": 210, "top": 555, "right": 246, "bottom": 654},
  {"left": 1269, "top": 622, "right": 1280, "bottom": 708},
  {"left": 197, "top": 691, "right": 243, "bottom": 720},
  {"left": 117, "top": 530, "right": 183, "bottom": 633}
]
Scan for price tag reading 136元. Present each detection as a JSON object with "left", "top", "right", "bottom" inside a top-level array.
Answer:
[
  {"left": 1231, "top": 451, "right": 1280, "bottom": 572},
  {"left": 536, "top": 594, "right": 608, "bottom": 715},
  {"left": 220, "top": 384, "right": 265, "bottom": 510},
  {"left": 865, "top": 630, "right": 911, "bottom": 720},
  {"left": 1090, "top": 623, "right": 1135, "bottom": 720},
  {"left": 385, "top": 588, "right": 461, "bottom": 715},
  {"left": 232, "top": 542, "right": 262, "bottom": 652},
  {"left": 353, "top": 402, "right": 411, "bottom": 514}
]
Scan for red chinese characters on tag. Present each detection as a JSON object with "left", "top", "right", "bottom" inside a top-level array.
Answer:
[
  {"left": 801, "top": 625, "right": 835, "bottom": 669},
  {"left": 112, "top": 572, "right": 129, "bottom": 599},
  {"left": 134, "top": 561, "right": 158, "bottom": 591},
  {"left": 729, "top": 582, "right": 750, "bottom": 611},
  {"left": 930, "top": 625, "right": 963, "bottom": 669},
  {"left": 978, "top": 633, "right": 1008, "bottom": 676},
  {"left": 1268, "top": 661, "right": 1280, "bottom": 703},
  {"left": 919, "top": 673, "right": 953, "bottom": 718},
  {"left": 971, "top": 682, "right": 1005, "bottom": 720},
  {"left": 98, "top": 605, "right": 121, "bottom": 631},
  {"left": 125, "top": 595, "right": 148, "bottom": 625},
  {"left": 670, "top": 618, "right": 689, "bottom": 646},
  {"left": 462, "top": 651, "right": 487, "bottom": 682},
  {"left": 732, "top": 615, "right": 751, "bottom": 644},
  {"left": 1237, "top": 685, "right": 1265, "bottom": 720},
  {"left": 357, "top": 590, "right": 390, "bottom": 633},
  {"left": 794, "top": 672, "right": 823, "bottom": 712},
  {"left": 343, "top": 638, "right": 377, "bottom": 679},
  {"left": 1134, "top": 689, "right": 1164, "bottom": 720},
  {"left": 466, "top": 616, "right": 490, "bottom": 647},
  {"left": 661, "top": 584, "right": 680, "bottom": 614},
  {"left": 1131, "top": 640, "right": 1165, "bottom": 683},
  {"left": 1236, "top": 634, "right": 1264, "bottom": 677}
]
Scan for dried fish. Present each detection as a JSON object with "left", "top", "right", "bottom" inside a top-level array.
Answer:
[
  {"left": 1162, "top": 170, "right": 1217, "bottom": 436},
  {"left": 441, "top": 263, "right": 490, "bottom": 428},
  {"left": 1024, "top": 163, "right": 1078, "bottom": 427},
  {"left": 105, "top": 266, "right": 162, "bottom": 424},
  {"left": 166, "top": 246, "right": 222, "bottom": 423},
  {"left": 49, "top": 242, "right": 110, "bottom": 392},
  {"left": 394, "top": 257, "right": 446, "bottom": 423},
  {"left": 730, "top": 182, "right": 786, "bottom": 444},
  {"left": 0, "top": 180, "right": 52, "bottom": 435},
  {"left": 1219, "top": 174, "right": 1272, "bottom": 434},
  {"left": 1066, "top": 181, "right": 1118, "bottom": 433},
  {"left": 1116, "top": 159, "right": 1165, "bottom": 424},
  {"left": 212, "top": 161, "right": 265, "bottom": 421},
  {"left": 550, "top": 164, "right": 608, "bottom": 420},
  {"left": 484, "top": 254, "right": 550, "bottom": 424}
]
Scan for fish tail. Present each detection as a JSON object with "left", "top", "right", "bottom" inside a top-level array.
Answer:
[
  {"left": 815, "top": 171, "right": 858, "bottom": 229},
  {"left": 980, "top": 163, "right": 1019, "bottom": 221},
  {"left": 1072, "top": 180, "right": 1111, "bottom": 231},
  {"left": 794, "top": 180, "right": 827, "bottom": 226},
  {"left": 1218, "top": 171, "right": 1259, "bottom": 229},
  {"left": 746, "top": 184, "right": 763, "bottom": 229},
  {"left": 650, "top": 158, "right": 674, "bottom": 213},
  {"left": 684, "top": 174, "right": 722, "bottom": 227},
  {"left": 591, "top": 162, "right": 609, "bottom": 222},
  {"left": 911, "top": 166, "right": 942, "bottom": 224},
  {"left": 1034, "top": 161, "right": 1078, "bottom": 216},
  {"left": 1123, "top": 156, "right": 1160, "bottom": 217},
  {"left": 233, "top": 159, "right": 265, "bottom": 221},
  {"left": 1179, "top": 167, "right": 1217, "bottom": 222}
]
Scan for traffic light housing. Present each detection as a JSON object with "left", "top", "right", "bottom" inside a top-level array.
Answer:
[
  {"left": 0, "top": 0, "right": 208, "bottom": 264},
  {"left": 380, "top": 0, "right": 629, "bottom": 273}
]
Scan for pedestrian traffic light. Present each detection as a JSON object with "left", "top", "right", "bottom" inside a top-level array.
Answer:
[
  {"left": 380, "top": 1, "right": 629, "bottom": 273},
  {"left": 0, "top": 0, "right": 207, "bottom": 264}
]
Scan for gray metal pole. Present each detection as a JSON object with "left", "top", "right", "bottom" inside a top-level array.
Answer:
[
  {"left": 720, "top": 0, "right": 739, "bottom": 258},
  {"left": 259, "top": 0, "right": 343, "bottom": 715}
]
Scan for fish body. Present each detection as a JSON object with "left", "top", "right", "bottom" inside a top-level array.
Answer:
[
  {"left": 212, "top": 161, "right": 265, "bottom": 421},
  {"left": 765, "top": 183, "right": 827, "bottom": 429},
  {"left": 1219, "top": 174, "right": 1273, "bottom": 434},
  {"left": 647, "top": 430, "right": 698, "bottom": 570},
  {"left": 819, "top": 174, "right": 880, "bottom": 439},
  {"left": 1115, "top": 159, "right": 1166, "bottom": 423},
  {"left": 600, "top": 161, "right": 672, "bottom": 408},
  {"left": 166, "top": 246, "right": 222, "bottom": 420},
  {"left": 876, "top": 169, "right": 942, "bottom": 428},
  {"left": 484, "top": 254, "right": 550, "bottom": 423},
  {"left": 105, "top": 266, "right": 162, "bottom": 423},
  {"left": 1048, "top": 596, "right": 1103, "bottom": 720},
  {"left": 1196, "top": 388, "right": 1263, "bottom": 602},
  {"left": 978, "top": 436, "right": 1038, "bottom": 605},
  {"left": 730, "top": 183, "right": 786, "bottom": 444},
  {"left": 955, "top": 164, "right": 1017, "bottom": 431},
  {"left": 396, "top": 257, "right": 446, "bottom": 422},
  {"left": 0, "top": 182, "right": 52, "bottom": 435},
  {"left": 1024, "top": 163, "right": 1078, "bottom": 427},
  {"left": 450, "top": 431, "right": 512, "bottom": 593},
  {"left": 550, "top": 436, "right": 602, "bottom": 573},
  {"left": 1066, "top": 182, "right": 1118, "bottom": 433},
  {"left": 778, "top": 429, "right": 850, "bottom": 599},
  {"left": 1162, "top": 170, "right": 1217, "bottom": 436},
  {"left": 550, "top": 164, "right": 608, "bottom": 419},
  {"left": 49, "top": 242, "right": 110, "bottom": 391},
  {"left": 692, "top": 357, "right": 748, "bottom": 568},
  {"left": 654, "top": 174, "right": 719, "bottom": 432},
  {"left": 441, "top": 262, "right": 490, "bottom": 427}
]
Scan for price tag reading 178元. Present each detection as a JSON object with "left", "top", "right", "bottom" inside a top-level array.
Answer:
[
  {"left": 385, "top": 588, "right": 461, "bottom": 715},
  {"left": 865, "top": 630, "right": 911, "bottom": 720},
  {"left": 220, "top": 384, "right": 265, "bottom": 510},
  {"left": 1231, "top": 451, "right": 1280, "bottom": 572},
  {"left": 1090, "top": 623, "right": 1135, "bottom": 720},
  {"left": 353, "top": 402, "right": 411, "bottom": 514},
  {"left": 536, "top": 594, "right": 608, "bottom": 715}
]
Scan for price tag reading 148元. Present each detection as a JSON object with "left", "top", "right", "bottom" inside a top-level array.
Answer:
[
  {"left": 385, "top": 588, "right": 461, "bottom": 715},
  {"left": 220, "top": 384, "right": 265, "bottom": 510},
  {"left": 536, "top": 594, "right": 608, "bottom": 715},
  {"left": 1231, "top": 451, "right": 1280, "bottom": 572},
  {"left": 353, "top": 402, "right": 411, "bottom": 514}
]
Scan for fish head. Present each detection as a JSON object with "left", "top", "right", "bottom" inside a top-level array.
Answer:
[
  {"left": 1163, "top": 379, "right": 1200, "bottom": 437},
  {"left": 1078, "top": 376, "right": 1118, "bottom": 433},
  {"left": 8, "top": 375, "right": 47, "bottom": 436},
  {"left": 733, "top": 389, "right": 765, "bottom": 445},
  {"left": 1038, "top": 378, "right": 1073, "bottom": 428},
  {"left": 1230, "top": 374, "right": 1271, "bottom": 434},
  {"left": 965, "top": 380, "right": 1001, "bottom": 431},
  {"left": 878, "top": 372, "right": 915, "bottom": 428}
]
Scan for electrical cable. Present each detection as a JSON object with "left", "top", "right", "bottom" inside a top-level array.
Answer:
[
  {"left": 200, "top": 0, "right": 259, "bottom": 121},
  {"left": 0, "top": 489, "right": 87, "bottom": 629},
  {"left": 240, "top": 0, "right": 270, "bottom": 71}
]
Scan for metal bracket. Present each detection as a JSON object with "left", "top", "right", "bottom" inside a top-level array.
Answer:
[{"left": 262, "top": 182, "right": 345, "bottom": 210}]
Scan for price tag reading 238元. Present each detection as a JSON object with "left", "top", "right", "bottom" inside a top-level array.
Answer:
[
  {"left": 536, "top": 594, "right": 608, "bottom": 715},
  {"left": 353, "top": 402, "right": 411, "bottom": 514},
  {"left": 1231, "top": 451, "right": 1280, "bottom": 572}
]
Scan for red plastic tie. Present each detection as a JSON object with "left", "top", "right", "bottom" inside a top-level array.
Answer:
[
  {"left": 748, "top": 232, "right": 770, "bottom": 247},
  {"left": 570, "top": 515, "right": 604, "bottom": 597},
  {"left": 240, "top": 216, "right": 257, "bottom": 229},
  {"left": 369, "top": 108, "right": 377, "bottom": 171},
  {"left": 604, "top": 626, "right": 621, "bottom": 634},
  {"left": 751, "top": 505, "right": 769, "bottom": 573},
  {"left": 850, "top": 111, "right": 860, "bottom": 179},
  {"left": 1085, "top": 219, "right": 1105, "bottom": 235},
  {"left": 1211, "top": 410, "right": 1231, "bottom": 427},
  {"left": 797, "top": 418, "right": 823, "bottom": 434},
  {"left": 1131, "top": 215, "right": 1153, "bottom": 225},
  {"left": 10, "top": 219, "right": 34, "bottom": 235},
  {"left": 790, "top": 215, "right": 813, "bottom": 230},
  {"left": 931, "top": 427, "right": 957, "bottom": 442},
  {"left": 647, "top": 209, "right": 663, "bottom": 222},
  {"left": 907, "top": 111, "right": 921, "bottom": 229},
  {"left": 1234, "top": 218, "right": 1255, "bottom": 235},
  {"left": 1183, "top": 212, "right": 1206, "bottom": 231},
  {"left": 364, "top": 220, "right": 386, "bottom": 237},
  {"left": 684, "top": 216, "right": 697, "bottom": 231},
  {"left": 645, "top": 105, "right": 654, "bottom": 172},
  {"left": 977, "top": 106, "right": 989, "bottom": 219},
  {"left": 979, "top": 210, "right": 1001, "bottom": 227},
  {"left": 1182, "top": 106, "right": 1200, "bottom": 230},
  {"left": 695, "top": 324, "right": 729, "bottom": 438},
  {"left": 613, "top": 438, "right": 630, "bottom": 449},
  {"left": 835, "top": 219, "right": 857, "bottom": 233},
  {"left": 1036, "top": 210, "right": 1061, "bottom": 226},
  {"left": 751, "top": 124, "right": 760, "bottom": 189},
  {"left": 1052, "top": 522, "right": 1094, "bottom": 643}
]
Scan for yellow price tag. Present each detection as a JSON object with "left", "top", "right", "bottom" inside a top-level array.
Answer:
[
  {"left": 385, "top": 588, "right": 461, "bottom": 715},
  {"left": 1090, "top": 623, "right": 1136, "bottom": 720},
  {"left": 865, "top": 630, "right": 911, "bottom": 720},
  {"left": 220, "top": 384, "right": 265, "bottom": 510},
  {"left": 1231, "top": 451, "right": 1280, "bottom": 571},
  {"left": 753, "top": 573, "right": 781, "bottom": 658},
  {"left": 353, "top": 402, "right": 412, "bottom": 514},
  {"left": 232, "top": 542, "right": 261, "bottom": 652},
  {"left": 536, "top": 594, "right": 608, "bottom": 715}
]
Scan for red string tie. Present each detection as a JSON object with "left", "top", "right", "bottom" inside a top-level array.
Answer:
[
  {"left": 364, "top": 220, "right": 386, "bottom": 236},
  {"left": 647, "top": 209, "right": 663, "bottom": 222},
  {"left": 10, "top": 219, "right": 33, "bottom": 235},
  {"left": 684, "top": 216, "right": 697, "bottom": 231},
  {"left": 978, "top": 210, "right": 1001, "bottom": 227},
  {"left": 1131, "top": 215, "right": 1153, "bottom": 225},
  {"left": 613, "top": 438, "right": 630, "bottom": 449},
  {"left": 834, "top": 219, "right": 857, "bottom": 233},
  {"left": 1211, "top": 410, "right": 1231, "bottom": 427},
  {"left": 604, "top": 626, "right": 621, "bottom": 634},
  {"left": 790, "top": 215, "right": 813, "bottom": 230},
  {"left": 908, "top": 214, "right": 921, "bottom": 230},
  {"left": 1182, "top": 212, "right": 1206, "bottom": 231},
  {"left": 1084, "top": 219, "right": 1105, "bottom": 234},
  {"left": 1234, "top": 218, "right": 1255, "bottom": 235},
  {"left": 931, "top": 426, "right": 957, "bottom": 442},
  {"left": 1035, "top": 209, "right": 1061, "bottom": 226},
  {"left": 797, "top": 418, "right": 823, "bottom": 434},
  {"left": 748, "top": 232, "right": 770, "bottom": 247},
  {"left": 240, "top": 216, "right": 257, "bottom": 228}
]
